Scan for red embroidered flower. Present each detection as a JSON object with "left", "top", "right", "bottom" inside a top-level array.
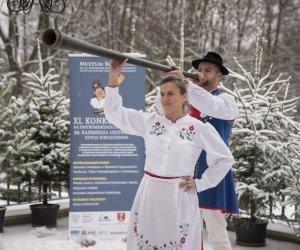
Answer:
[
  {"left": 134, "top": 226, "right": 137, "bottom": 233},
  {"left": 180, "top": 237, "right": 186, "bottom": 244},
  {"left": 189, "top": 125, "right": 194, "bottom": 131},
  {"left": 155, "top": 122, "right": 160, "bottom": 126}
]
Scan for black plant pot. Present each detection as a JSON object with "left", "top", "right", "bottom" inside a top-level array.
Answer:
[
  {"left": 0, "top": 206, "right": 6, "bottom": 233},
  {"left": 235, "top": 218, "right": 268, "bottom": 247},
  {"left": 30, "top": 204, "right": 60, "bottom": 227}
]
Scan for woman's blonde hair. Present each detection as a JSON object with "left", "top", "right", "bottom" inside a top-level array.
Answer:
[{"left": 159, "top": 76, "right": 189, "bottom": 114}]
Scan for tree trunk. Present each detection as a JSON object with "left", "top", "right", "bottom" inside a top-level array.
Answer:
[
  {"left": 218, "top": 3, "right": 227, "bottom": 52},
  {"left": 6, "top": 182, "right": 10, "bottom": 206},
  {"left": 119, "top": 0, "right": 130, "bottom": 51},
  {"left": 28, "top": 179, "right": 32, "bottom": 203},
  {"left": 42, "top": 183, "right": 48, "bottom": 206},
  {"left": 272, "top": 0, "right": 287, "bottom": 54},
  {"left": 237, "top": 0, "right": 252, "bottom": 52},
  {"left": 17, "top": 183, "right": 21, "bottom": 204},
  {"left": 265, "top": 0, "right": 273, "bottom": 56}
]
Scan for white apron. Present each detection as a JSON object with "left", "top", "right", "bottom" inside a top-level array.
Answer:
[{"left": 126, "top": 174, "right": 202, "bottom": 250}]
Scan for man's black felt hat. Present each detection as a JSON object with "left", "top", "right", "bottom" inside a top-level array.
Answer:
[{"left": 192, "top": 52, "right": 229, "bottom": 75}]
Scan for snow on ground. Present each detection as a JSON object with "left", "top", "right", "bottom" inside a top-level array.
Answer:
[
  {"left": 0, "top": 198, "right": 299, "bottom": 250},
  {"left": 1, "top": 217, "right": 300, "bottom": 250},
  {"left": 0, "top": 217, "right": 124, "bottom": 250}
]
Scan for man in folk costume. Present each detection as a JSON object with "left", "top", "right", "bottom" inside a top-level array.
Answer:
[{"left": 164, "top": 52, "right": 239, "bottom": 250}]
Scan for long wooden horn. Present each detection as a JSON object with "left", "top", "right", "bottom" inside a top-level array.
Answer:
[{"left": 41, "top": 29, "right": 198, "bottom": 80}]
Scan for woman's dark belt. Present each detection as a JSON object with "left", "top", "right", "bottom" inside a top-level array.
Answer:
[{"left": 144, "top": 171, "right": 180, "bottom": 179}]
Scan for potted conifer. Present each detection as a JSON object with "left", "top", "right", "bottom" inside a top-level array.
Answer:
[
  {"left": 0, "top": 57, "right": 42, "bottom": 230},
  {"left": 23, "top": 52, "right": 70, "bottom": 227},
  {"left": 222, "top": 36, "right": 300, "bottom": 246}
]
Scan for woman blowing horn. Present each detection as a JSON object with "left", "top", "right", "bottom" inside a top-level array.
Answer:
[{"left": 103, "top": 59, "right": 235, "bottom": 249}]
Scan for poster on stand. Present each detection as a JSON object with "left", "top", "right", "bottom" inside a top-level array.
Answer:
[{"left": 68, "top": 54, "right": 146, "bottom": 240}]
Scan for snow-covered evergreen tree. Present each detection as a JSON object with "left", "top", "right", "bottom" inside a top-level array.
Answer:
[
  {"left": 22, "top": 48, "right": 70, "bottom": 205},
  {"left": 0, "top": 58, "right": 41, "bottom": 204},
  {"left": 281, "top": 125, "right": 300, "bottom": 236},
  {"left": 221, "top": 35, "right": 300, "bottom": 223},
  {"left": 220, "top": 1, "right": 300, "bottom": 226}
]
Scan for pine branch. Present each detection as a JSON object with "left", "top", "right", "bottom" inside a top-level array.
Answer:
[
  {"left": 234, "top": 83, "right": 250, "bottom": 123},
  {"left": 37, "top": 38, "right": 44, "bottom": 79},
  {"left": 228, "top": 68, "right": 246, "bottom": 81},
  {"left": 256, "top": 63, "right": 273, "bottom": 91},
  {"left": 219, "top": 82, "right": 238, "bottom": 98},
  {"left": 263, "top": 74, "right": 289, "bottom": 96},
  {"left": 179, "top": 0, "right": 186, "bottom": 70},
  {"left": 263, "top": 82, "right": 288, "bottom": 122}
]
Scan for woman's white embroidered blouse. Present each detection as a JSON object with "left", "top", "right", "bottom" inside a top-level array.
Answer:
[{"left": 103, "top": 86, "right": 234, "bottom": 192}]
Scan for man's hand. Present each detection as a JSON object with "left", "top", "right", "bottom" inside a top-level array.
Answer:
[
  {"left": 163, "top": 65, "right": 185, "bottom": 79},
  {"left": 164, "top": 65, "right": 200, "bottom": 86}
]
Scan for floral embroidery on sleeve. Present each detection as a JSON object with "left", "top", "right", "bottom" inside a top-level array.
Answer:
[
  {"left": 178, "top": 125, "right": 195, "bottom": 141},
  {"left": 150, "top": 121, "right": 166, "bottom": 136}
]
